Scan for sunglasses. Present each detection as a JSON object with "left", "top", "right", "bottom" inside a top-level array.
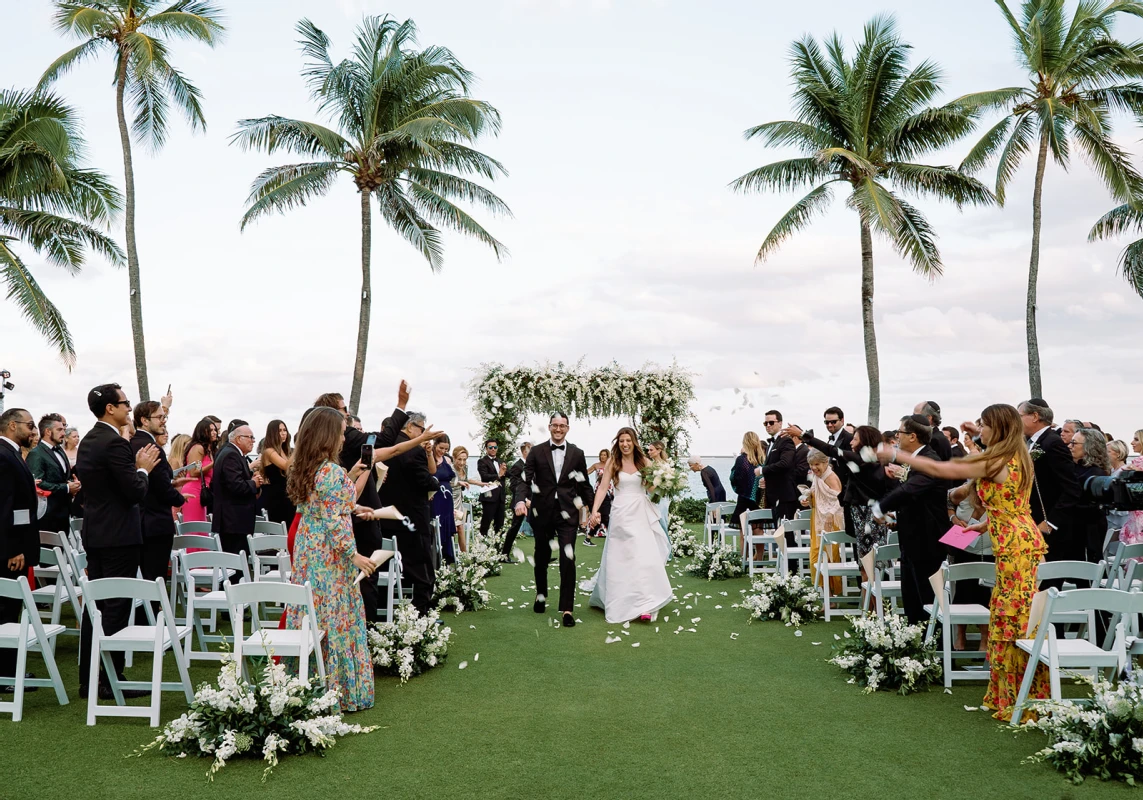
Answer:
[
  {"left": 764, "top": 420, "right": 780, "bottom": 426},
  {"left": 824, "top": 419, "right": 841, "bottom": 425}
]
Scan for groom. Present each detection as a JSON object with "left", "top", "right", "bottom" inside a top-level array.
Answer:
[{"left": 513, "top": 412, "right": 594, "bottom": 627}]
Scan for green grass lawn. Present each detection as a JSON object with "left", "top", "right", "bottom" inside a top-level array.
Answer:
[{"left": 0, "top": 525, "right": 1130, "bottom": 799}]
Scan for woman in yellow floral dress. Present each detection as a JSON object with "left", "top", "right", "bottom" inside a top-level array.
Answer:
[{"left": 878, "top": 403, "right": 1049, "bottom": 721}]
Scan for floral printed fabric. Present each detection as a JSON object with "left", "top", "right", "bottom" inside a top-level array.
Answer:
[
  {"left": 977, "top": 457, "right": 1048, "bottom": 721},
  {"left": 287, "top": 461, "right": 374, "bottom": 712},
  {"left": 1120, "top": 456, "right": 1143, "bottom": 547}
]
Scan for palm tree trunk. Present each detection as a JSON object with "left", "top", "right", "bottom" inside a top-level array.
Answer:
[
  {"left": 116, "top": 53, "right": 149, "bottom": 401},
  {"left": 860, "top": 216, "right": 880, "bottom": 427},
  {"left": 1025, "top": 134, "right": 1049, "bottom": 399},
  {"left": 349, "top": 189, "right": 372, "bottom": 414}
]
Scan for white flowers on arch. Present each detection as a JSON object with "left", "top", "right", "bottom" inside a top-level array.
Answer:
[{"left": 469, "top": 360, "right": 697, "bottom": 456}]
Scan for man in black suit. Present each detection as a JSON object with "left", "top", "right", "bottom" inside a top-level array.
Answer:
[
  {"left": 377, "top": 412, "right": 440, "bottom": 613},
  {"left": 0, "top": 407, "right": 41, "bottom": 686},
  {"left": 314, "top": 381, "right": 410, "bottom": 621},
  {"left": 761, "top": 410, "right": 799, "bottom": 570},
  {"left": 210, "top": 424, "right": 265, "bottom": 557},
  {"left": 914, "top": 401, "right": 953, "bottom": 461},
  {"left": 943, "top": 426, "right": 967, "bottom": 458},
  {"left": 513, "top": 413, "right": 594, "bottom": 627},
  {"left": 819, "top": 407, "right": 855, "bottom": 538},
  {"left": 75, "top": 384, "right": 160, "bottom": 698},
  {"left": 477, "top": 439, "right": 507, "bottom": 537},
  {"left": 131, "top": 401, "right": 188, "bottom": 591},
  {"left": 1018, "top": 399, "right": 1081, "bottom": 577},
  {"left": 26, "top": 413, "right": 79, "bottom": 536},
  {"left": 687, "top": 456, "right": 726, "bottom": 502},
  {"left": 876, "top": 415, "right": 948, "bottom": 625},
  {"left": 501, "top": 441, "right": 532, "bottom": 558}
]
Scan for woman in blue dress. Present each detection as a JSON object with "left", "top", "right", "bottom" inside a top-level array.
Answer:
[{"left": 430, "top": 435, "right": 458, "bottom": 564}]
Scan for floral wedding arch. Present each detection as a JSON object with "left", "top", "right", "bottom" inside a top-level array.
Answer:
[{"left": 468, "top": 360, "right": 697, "bottom": 457}]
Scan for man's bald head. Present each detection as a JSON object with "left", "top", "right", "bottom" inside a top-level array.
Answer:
[{"left": 229, "top": 425, "right": 256, "bottom": 455}]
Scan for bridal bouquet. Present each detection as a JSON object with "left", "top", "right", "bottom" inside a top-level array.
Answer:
[
  {"left": 668, "top": 516, "right": 699, "bottom": 558},
  {"left": 368, "top": 603, "right": 452, "bottom": 683},
  {"left": 640, "top": 460, "right": 688, "bottom": 504},
  {"left": 685, "top": 541, "right": 743, "bottom": 580},
  {"left": 828, "top": 614, "right": 941, "bottom": 695},
  {"left": 433, "top": 552, "right": 492, "bottom": 614},
  {"left": 133, "top": 656, "right": 376, "bottom": 781},
  {"left": 734, "top": 573, "right": 822, "bottom": 628},
  {"left": 1023, "top": 671, "right": 1143, "bottom": 784}
]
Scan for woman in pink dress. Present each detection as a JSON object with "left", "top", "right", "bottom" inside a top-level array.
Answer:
[
  {"left": 1120, "top": 429, "right": 1143, "bottom": 548},
  {"left": 180, "top": 417, "right": 219, "bottom": 523}
]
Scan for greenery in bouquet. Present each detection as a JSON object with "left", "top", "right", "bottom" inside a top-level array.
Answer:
[
  {"left": 433, "top": 551, "right": 492, "bottom": 613},
  {"left": 368, "top": 602, "right": 452, "bottom": 683},
  {"left": 734, "top": 572, "right": 822, "bottom": 628},
  {"left": 134, "top": 657, "right": 376, "bottom": 781},
  {"left": 685, "top": 541, "right": 743, "bottom": 580},
  {"left": 828, "top": 614, "right": 941, "bottom": 695},
  {"left": 1023, "top": 672, "right": 1143, "bottom": 785},
  {"left": 640, "top": 460, "right": 688, "bottom": 504},
  {"left": 669, "top": 516, "right": 699, "bottom": 558}
]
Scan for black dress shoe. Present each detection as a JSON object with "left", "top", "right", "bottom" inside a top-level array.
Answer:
[
  {"left": 533, "top": 597, "right": 546, "bottom": 614},
  {"left": 562, "top": 613, "right": 575, "bottom": 628}
]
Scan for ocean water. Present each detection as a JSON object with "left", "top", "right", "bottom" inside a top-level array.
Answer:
[{"left": 684, "top": 455, "right": 738, "bottom": 500}]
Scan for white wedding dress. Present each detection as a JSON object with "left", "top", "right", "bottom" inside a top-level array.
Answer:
[{"left": 588, "top": 471, "right": 673, "bottom": 623}]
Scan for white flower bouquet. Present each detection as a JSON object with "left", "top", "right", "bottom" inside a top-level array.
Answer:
[
  {"left": 433, "top": 552, "right": 492, "bottom": 613},
  {"left": 828, "top": 614, "right": 941, "bottom": 694},
  {"left": 640, "top": 460, "right": 688, "bottom": 504},
  {"left": 134, "top": 657, "right": 375, "bottom": 781},
  {"left": 734, "top": 573, "right": 823, "bottom": 628},
  {"left": 1023, "top": 671, "right": 1143, "bottom": 784},
  {"left": 668, "top": 516, "right": 699, "bottom": 558},
  {"left": 368, "top": 602, "right": 452, "bottom": 683},
  {"left": 466, "top": 531, "right": 506, "bottom": 577},
  {"left": 684, "top": 541, "right": 743, "bottom": 581}
]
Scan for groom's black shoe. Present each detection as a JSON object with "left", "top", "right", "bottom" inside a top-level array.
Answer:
[
  {"left": 533, "top": 597, "right": 546, "bottom": 614},
  {"left": 562, "top": 613, "right": 575, "bottom": 628}
]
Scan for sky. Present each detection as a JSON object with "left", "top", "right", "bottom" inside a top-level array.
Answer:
[{"left": 4, "top": 0, "right": 1143, "bottom": 456}]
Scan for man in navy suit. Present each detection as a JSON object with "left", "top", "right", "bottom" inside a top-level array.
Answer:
[{"left": 0, "top": 407, "right": 40, "bottom": 686}]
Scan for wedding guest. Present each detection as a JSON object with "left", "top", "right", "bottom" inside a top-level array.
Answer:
[
  {"left": 27, "top": 413, "right": 78, "bottom": 536},
  {"left": 20, "top": 428, "right": 39, "bottom": 461},
  {"left": 168, "top": 434, "right": 191, "bottom": 471},
  {"left": 1118, "top": 430, "right": 1143, "bottom": 550},
  {"left": 259, "top": 419, "right": 295, "bottom": 526},
  {"left": 502, "top": 441, "right": 533, "bottom": 556},
  {"left": 63, "top": 427, "right": 80, "bottom": 467},
  {"left": 914, "top": 401, "right": 952, "bottom": 460},
  {"left": 1061, "top": 419, "right": 1083, "bottom": 446},
  {"left": 646, "top": 440, "right": 671, "bottom": 533},
  {"left": 431, "top": 435, "right": 458, "bottom": 564},
  {"left": 879, "top": 404, "right": 1049, "bottom": 722},
  {"left": 284, "top": 407, "right": 376, "bottom": 712},
  {"left": 182, "top": 417, "right": 219, "bottom": 523},
  {"left": 130, "top": 401, "right": 187, "bottom": 597},
  {"left": 729, "top": 431, "right": 765, "bottom": 535},
  {"left": 882, "top": 430, "right": 898, "bottom": 446},
  {"left": 452, "top": 445, "right": 479, "bottom": 553},
  {"left": 802, "top": 449, "right": 842, "bottom": 594},
  {"left": 588, "top": 448, "right": 614, "bottom": 537},
  {"left": 819, "top": 407, "right": 855, "bottom": 540},
  {"left": 0, "top": 408, "right": 39, "bottom": 689},
  {"left": 762, "top": 410, "right": 798, "bottom": 525},
  {"left": 477, "top": 439, "right": 507, "bottom": 537},
  {"left": 210, "top": 425, "right": 266, "bottom": 557},
  {"left": 206, "top": 415, "right": 223, "bottom": 455},
  {"left": 943, "top": 426, "right": 967, "bottom": 458},
  {"left": 1070, "top": 428, "right": 1110, "bottom": 563},
  {"left": 346, "top": 414, "right": 363, "bottom": 431},
  {"left": 687, "top": 455, "right": 726, "bottom": 503},
  {"left": 844, "top": 423, "right": 856, "bottom": 435}
]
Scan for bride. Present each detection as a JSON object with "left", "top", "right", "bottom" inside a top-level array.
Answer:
[{"left": 586, "top": 427, "right": 673, "bottom": 623}]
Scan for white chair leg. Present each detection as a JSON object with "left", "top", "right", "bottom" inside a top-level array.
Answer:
[
  {"left": 12, "top": 639, "right": 28, "bottom": 722},
  {"left": 149, "top": 642, "right": 164, "bottom": 727},
  {"left": 942, "top": 615, "right": 952, "bottom": 689}
]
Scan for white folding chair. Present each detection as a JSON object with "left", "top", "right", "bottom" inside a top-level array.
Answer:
[
  {"left": 30, "top": 545, "right": 84, "bottom": 638},
  {"left": 1102, "top": 542, "right": 1143, "bottom": 589},
  {"left": 225, "top": 581, "right": 326, "bottom": 684},
  {"left": 171, "top": 532, "right": 225, "bottom": 626},
  {"left": 1010, "top": 587, "right": 1143, "bottom": 725},
  {"left": 0, "top": 576, "right": 69, "bottom": 720},
  {"left": 740, "top": 508, "right": 778, "bottom": 576},
  {"left": 817, "top": 530, "right": 863, "bottom": 620},
  {"left": 375, "top": 537, "right": 405, "bottom": 623},
  {"left": 925, "top": 560, "right": 995, "bottom": 687},
  {"left": 182, "top": 550, "right": 251, "bottom": 661},
  {"left": 1036, "top": 560, "right": 1106, "bottom": 638},
  {"left": 247, "top": 533, "right": 291, "bottom": 582},
  {"left": 253, "top": 519, "right": 287, "bottom": 536},
  {"left": 705, "top": 502, "right": 734, "bottom": 545},
  {"left": 861, "top": 542, "right": 902, "bottom": 619},
  {"left": 795, "top": 508, "right": 812, "bottom": 521},
  {"left": 79, "top": 576, "right": 194, "bottom": 726},
  {"left": 780, "top": 518, "right": 813, "bottom": 577}
]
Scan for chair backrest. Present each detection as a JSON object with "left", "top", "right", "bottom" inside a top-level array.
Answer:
[
  {"left": 181, "top": 550, "right": 251, "bottom": 585},
  {"left": 1107, "top": 542, "right": 1143, "bottom": 582},
  {"left": 885, "top": 531, "right": 899, "bottom": 546},
  {"left": 944, "top": 560, "right": 996, "bottom": 585},
  {"left": 795, "top": 508, "right": 812, "bottom": 520},
  {"left": 246, "top": 533, "right": 289, "bottom": 555},
  {"left": 821, "top": 530, "right": 856, "bottom": 546},
  {"left": 69, "top": 518, "right": 83, "bottom": 536},
  {"left": 39, "top": 530, "right": 69, "bottom": 549},
  {"left": 710, "top": 502, "right": 736, "bottom": 524},
  {"left": 173, "top": 533, "right": 220, "bottom": 552},
  {"left": 225, "top": 578, "right": 313, "bottom": 609},
  {"left": 176, "top": 521, "right": 213, "bottom": 536},
  {"left": 0, "top": 576, "right": 57, "bottom": 642},
  {"left": 741, "top": 508, "right": 775, "bottom": 531},
  {"left": 1043, "top": 587, "right": 1143, "bottom": 617},
  {"left": 81, "top": 576, "right": 166, "bottom": 604},
  {"left": 1036, "top": 559, "right": 1106, "bottom": 586},
  {"left": 872, "top": 542, "right": 901, "bottom": 563},
  {"left": 253, "top": 520, "right": 286, "bottom": 536}
]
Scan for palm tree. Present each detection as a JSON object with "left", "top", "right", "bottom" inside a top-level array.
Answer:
[
  {"left": 0, "top": 88, "right": 124, "bottom": 365},
  {"left": 232, "top": 16, "right": 510, "bottom": 413},
  {"left": 952, "top": 0, "right": 1143, "bottom": 398},
  {"left": 730, "top": 16, "right": 993, "bottom": 426},
  {"left": 1088, "top": 203, "right": 1143, "bottom": 297},
  {"left": 39, "top": 0, "right": 225, "bottom": 400}
]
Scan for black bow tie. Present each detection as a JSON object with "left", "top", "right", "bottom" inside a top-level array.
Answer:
[{"left": 551, "top": 444, "right": 565, "bottom": 451}]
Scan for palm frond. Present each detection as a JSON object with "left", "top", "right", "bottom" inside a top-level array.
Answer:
[
  {"left": 948, "top": 86, "right": 1030, "bottom": 112},
  {"left": 0, "top": 206, "right": 124, "bottom": 270},
  {"left": 51, "top": 3, "right": 116, "bottom": 39},
  {"left": 128, "top": 60, "right": 170, "bottom": 151},
  {"left": 230, "top": 116, "right": 349, "bottom": 159},
  {"left": 958, "top": 115, "right": 1013, "bottom": 177},
  {"left": 743, "top": 120, "right": 837, "bottom": 153},
  {"left": 874, "top": 189, "right": 942, "bottom": 278},
  {"left": 729, "top": 157, "right": 834, "bottom": 194},
  {"left": 994, "top": 113, "right": 1037, "bottom": 204},
  {"left": 239, "top": 161, "right": 342, "bottom": 230},
  {"left": 0, "top": 238, "right": 76, "bottom": 368},
  {"left": 144, "top": 1, "right": 225, "bottom": 44},
  {"left": 883, "top": 162, "right": 996, "bottom": 207},
  {"left": 404, "top": 167, "right": 512, "bottom": 217},
  {"left": 1088, "top": 200, "right": 1143, "bottom": 239},
  {"left": 753, "top": 182, "right": 837, "bottom": 263},
  {"left": 1112, "top": 236, "right": 1143, "bottom": 298},
  {"left": 374, "top": 183, "right": 444, "bottom": 272},
  {"left": 885, "top": 106, "right": 978, "bottom": 162},
  {"left": 406, "top": 182, "right": 507, "bottom": 261},
  {"left": 37, "top": 37, "right": 107, "bottom": 89},
  {"left": 1071, "top": 113, "right": 1143, "bottom": 201}
]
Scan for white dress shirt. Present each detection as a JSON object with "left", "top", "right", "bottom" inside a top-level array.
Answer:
[{"left": 549, "top": 440, "right": 567, "bottom": 478}]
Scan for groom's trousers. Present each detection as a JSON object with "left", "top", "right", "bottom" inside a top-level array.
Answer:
[{"left": 533, "top": 521, "right": 578, "bottom": 612}]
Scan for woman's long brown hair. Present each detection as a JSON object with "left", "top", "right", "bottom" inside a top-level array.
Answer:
[
  {"left": 287, "top": 407, "right": 345, "bottom": 505},
  {"left": 962, "top": 403, "right": 1033, "bottom": 497},
  {"left": 608, "top": 427, "right": 648, "bottom": 481}
]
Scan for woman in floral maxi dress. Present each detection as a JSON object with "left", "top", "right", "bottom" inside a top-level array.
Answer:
[
  {"left": 286, "top": 407, "right": 379, "bottom": 713},
  {"left": 878, "top": 404, "right": 1049, "bottom": 721}
]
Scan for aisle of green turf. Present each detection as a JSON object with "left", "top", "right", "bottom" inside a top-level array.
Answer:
[{"left": 0, "top": 530, "right": 1125, "bottom": 799}]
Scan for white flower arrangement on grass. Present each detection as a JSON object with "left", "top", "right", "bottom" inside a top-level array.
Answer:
[
  {"left": 1022, "top": 671, "right": 1143, "bottom": 785},
  {"left": 640, "top": 460, "right": 689, "bottom": 503},
  {"left": 734, "top": 572, "right": 822, "bottom": 628},
  {"left": 669, "top": 516, "right": 699, "bottom": 558},
  {"left": 133, "top": 656, "right": 376, "bottom": 781},
  {"left": 433, "top": 551, "right": 492, "bottom": 614},
  {"left": 367, "top": 602, "right": 452, "bottom": 683},
  {"left": 828, "top": 614, "right": 941, "bottom": 694},
  {"left": 685, "top": 541, "right": 743, "bottom": 581},
  {"left": 466, "top": 531, "right": 506, "bottom": 577}
]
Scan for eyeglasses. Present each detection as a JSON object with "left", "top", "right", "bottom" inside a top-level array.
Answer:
[
  {"left": 114, "top": 400, "right": 131, "bottom": 408},
  {"left": 236, "top": 434, "right": 255, "bottom": 441},
  {"left": 149, "top": 414, "right": 167, "bottom": 422},
  {"left": 550, "top": 424, "right": 569, "bottom": 430},
  {"left": 824, "top": 419, "right": 841, "bottom": 425},
  {"left": 19, "top": 420, "right": 35, "bottom": 429},
  {"left": 764, "top": 420, "right": 780, "bottom": 426},
  {"left": 1069, "top": 440, "right": 1084, "bottom": 448},
  {"left": 487, "top": 445, "right": 498, "bottom": 450}
]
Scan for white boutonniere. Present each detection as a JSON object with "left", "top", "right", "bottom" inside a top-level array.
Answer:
[{"left": 1029, "top": 443, "right": 1044, "bottom": 461}]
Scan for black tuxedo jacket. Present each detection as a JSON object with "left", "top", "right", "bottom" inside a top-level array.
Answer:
[
  {"left": 1028, "top": 428, "right": 1080, "bottom": 529},
  {"left": 928, "top": 429, "right": 953, "bottom": 461},
  {"left": 878, "top": 446, "right": 948, "bottom": 568},
  {"left": 26, "top": 441, "right": 72, "bottom": 531},
  {"left": 131, "top": 431, "right": 184, "bottom": 540},
  {"left": 804, "top": 433, "right": 890, "bottom": 506},
  {"left": 210, "top": 443, "right": 260, "bottom": 536},
  {"left": 507, "top": 458, "right": 527, "bottom": 499},
  {"left": 0, "top": 438, "right": 38, "bottom": 562},
  {"left": 340, "top": 409, "right": 407, "bottom": 551},
  {"left": 513, "top": 441, "right": 594, "bottom": 530},
  {"left": 823, "top": 428, "right": 855, "bottom": 498},
  {"left": 762, "top": 436, "right": 798, "bottom": 504},
  {"left": 377, "top": 432, "right": 440, "bottom": 538},
  {"left": 793, "top": 444, "right": 810, "bottom": 488},
  {"left": 75, "top": 421, "right": 149, "bottom": 550},
  {"left": 477, "top": 455, "right": 505, "bottom": 505}
]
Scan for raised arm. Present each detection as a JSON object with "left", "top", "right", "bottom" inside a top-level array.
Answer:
[{"left": 877, "top": 446, "right": 996, "bottom": 482}]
